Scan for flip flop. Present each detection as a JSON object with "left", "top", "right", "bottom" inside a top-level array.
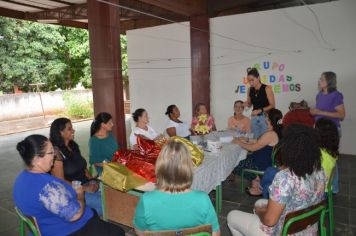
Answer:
[{"left": 245, "top": 187, "right": 262, "bottom": 197}]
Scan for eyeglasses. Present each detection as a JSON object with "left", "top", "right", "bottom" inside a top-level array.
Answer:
[{"left": 44, "top": 151, "right": 57, "bottom": 158}]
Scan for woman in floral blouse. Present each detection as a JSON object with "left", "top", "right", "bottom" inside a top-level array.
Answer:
[{"left": 227, "top": 124, "right": 326, "bottom": 236}]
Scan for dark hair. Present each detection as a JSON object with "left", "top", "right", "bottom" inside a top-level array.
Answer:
[
  {"left": 281, "top": 124, "right": 321, "bottom": 178},
  {"left": 16, "top": 135, "right": 49, "bottom": 167},
  {"left": 267, "top": 108, "right": 283, "bottom": 140},
  {"left": 315, "top": 118, "right": 339, "bottom": 158},
  {"left": 132, "top": 108, "right": 146, "bottom": 123},
  {"left": 165, "top": 105, "right": 176, "bottom": 118},
  {"left": 50, "top": 117, "right": 79, "bottom": 156},
  {"left": 247, "top": 67, "right": 260, "bottom": 78},
  {"left": 234, "top": 100, "right": 243, "bottom": 106},
  {"left": 90, "top": 112, "right": 112, "bottom": 136},
  {"left": 321, "top": 71, "right": 337, "bottom": 93}
]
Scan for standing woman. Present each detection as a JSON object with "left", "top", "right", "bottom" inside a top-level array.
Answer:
[
  {"left": 50, "top": 118, "right": 102, "bottom": 216},
  {"left": 244, "top": 68, "right": 275, "bottom": 138},
  {"left": 89, "top": 112, "right": 118, "bottom": 175},
  {"left": 310, "top": 71, "right": 345, "bottom": 194},
  {"left": 165, "top": 105, "right": 191, "bottom": 139}
]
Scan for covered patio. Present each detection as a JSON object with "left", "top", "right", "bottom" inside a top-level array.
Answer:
[{"left": 1, "top": 0, "right": 355, "bottom": 235}]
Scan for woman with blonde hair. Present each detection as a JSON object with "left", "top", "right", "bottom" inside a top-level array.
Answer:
[{"left": 133, "top": 141, "right": 220, "bottom": 236}]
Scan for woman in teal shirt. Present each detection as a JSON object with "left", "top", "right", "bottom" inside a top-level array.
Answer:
[
  {"left": 89, "top": 112, "right": 119, "bottom": 175},
  {"left": 133, "top": 141, "right": 220, "bottom": 236}
]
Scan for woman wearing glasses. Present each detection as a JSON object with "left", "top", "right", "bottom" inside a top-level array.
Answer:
[{"left": 13, "top": 135, "right": 125, "bottom": 236}]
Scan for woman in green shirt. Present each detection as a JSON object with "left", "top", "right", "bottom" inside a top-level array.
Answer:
[
  {"left": 89, "top": 112, "right": 119, "bottom": 175},
  {"left": 133, "top": 141, "right": 220, "bottom": 236}
]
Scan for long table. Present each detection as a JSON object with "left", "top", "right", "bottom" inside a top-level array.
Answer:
[
  {"left": 101, "top": 132, "right": 247, "bottom": 226},
  {"left": 192, "top": 143, "right": 247, "bottom": 212}
]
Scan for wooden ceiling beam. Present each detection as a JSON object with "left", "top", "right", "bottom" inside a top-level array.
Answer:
[
  {"left": 0, "top": 6, "right": 25, "bottom": 19},
  {"left": 1, "top": 0, "right": 49, "bottom": 10},
  {"left": 136, "top": 0, "right": 207, "bottom": 17},
  {"left": 25, "top": 3, "right": 87, "bottom": 20},
  {"left": 56, "top": 19, "right": 88, "bottom": 29}
]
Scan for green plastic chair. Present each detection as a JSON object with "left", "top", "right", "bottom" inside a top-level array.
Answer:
[
  {"left": 89, "top": 164, "right": 95, "bottom": 176},
  {"left": 15, "top": 207, "right": 41, "bottom": 236},
  {"left": 240, "top": 144, "right": 280, "bottom": 193},
  {"left": 325, "top": 167, "right": 336, "bottom": 236},
  {"left": 282, "top": 201, "right": 327, "bottom": 236},
  {"left": 143, "top": 224, "right": 212, "bottom": 236}
]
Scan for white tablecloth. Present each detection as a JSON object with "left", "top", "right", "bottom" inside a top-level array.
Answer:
[
  {"left": 191, "top": 143, "right": 247, "bottom": 193},
  {"left": 135, "top": 131, "right": 247, "bottom": 193}
]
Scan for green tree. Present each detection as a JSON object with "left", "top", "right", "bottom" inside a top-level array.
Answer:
[
  {"left": 0, "top": 17, "right": 66, "bottom": 92},
  {"left": 0, "top": 16, "right": 128, "bottom": 93}
]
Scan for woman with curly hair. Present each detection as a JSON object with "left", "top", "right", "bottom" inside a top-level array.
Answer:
[{"left": 227, "top": 124, "right": 326, "bottom": 236}]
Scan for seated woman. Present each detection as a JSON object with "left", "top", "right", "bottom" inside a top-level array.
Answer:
[
  {"left": 13, "top": 135, "right": 125, "bottom": 236},
  {"left": 232, "top": 108, "right": 283, "bottom": 195},
  {"left": 133, "top": 141, "right": 220, "bottom": 236},
  {"left": 89, "top": 112, "right": 118, "bottom": 175},
  {"left": 315, "top": 118, "right": 339, "bottom": 187},
  {"left": 191, "top": 103, "right": 216, "bottom": 134},
  {"left": 282, "top": 100, "right": 314, "bottom": 128},
  {"left": 227, "top": 124, "right": 326, "bottom": 236},
  {"left": 130, "top": 108, "right": 159, "bottom": 149},
  {"left": 227, "top": 100, "right": 251, "bottom": 133},
  {"left": 50, "top": 118, "right": 102, "bottom": 216},
  {"left": 165, "top": 104, "right": 191, "bottom": 139},
  {"left": 257, "top": 118, "right": 339, "bottom": 198}
]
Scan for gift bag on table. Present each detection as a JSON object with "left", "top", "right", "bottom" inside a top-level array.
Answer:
[{"left": 102, "top": 162, "right": 148, "bottom": 192}]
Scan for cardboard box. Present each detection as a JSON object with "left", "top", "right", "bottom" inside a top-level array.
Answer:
[{"left": 102, "top": 184, "right": 140, "bottom": 227}]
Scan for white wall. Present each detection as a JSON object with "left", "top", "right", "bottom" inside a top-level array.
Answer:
[
  {"left": 0, "top": 90, "right": 92, "bottom": 121},
  {"left": 127, "top": 23, "right": 192, "bottom": 134},
  {"left": 127, "top": 0, "right": 356, "bottom": 155}
]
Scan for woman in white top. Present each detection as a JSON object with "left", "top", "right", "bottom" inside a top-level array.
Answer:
[
  {"left": 165, "top": 105, "right": 191, "bottom": 139},
  {"left": 130, "top": 108, "right": 158, "bottom": 149}
]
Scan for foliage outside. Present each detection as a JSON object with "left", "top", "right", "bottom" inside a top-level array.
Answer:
[
  {"left": 63, "top": 92, "right": 93, "bottom": 119},
  {"left": 0, "top": 17, "right": 128, "bottom": 93}
]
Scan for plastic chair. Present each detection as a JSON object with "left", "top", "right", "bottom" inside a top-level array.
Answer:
[
  {"left": 325, "top": 167, "right": 336, "bottom": 236},
  {"left": 143, "top": 224, "right": 212, "bottom": 236},
  {"left": 15, "top": 207, "right": 41, "bottom": 236},
  {"left": 240, "top": 144, "right": 280, "bottom": 193},
  {"left": 282, "top": 201, "right": 327, "bottom": 236},
  {"left": 89, "top": 164, "right": 95, "bottom": 176}
]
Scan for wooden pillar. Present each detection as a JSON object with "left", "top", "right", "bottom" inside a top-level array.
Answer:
[
  {"left": 190, "top": 15, "right": 210, "bottom": 113},
  {"left": 87, "top": 0, "right": 127, "bottom": 148}
]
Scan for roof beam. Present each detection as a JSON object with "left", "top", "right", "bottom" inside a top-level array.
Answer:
[
  {"left": 136, "top": 0, "right": 207, "bottom": 17},
  {"left": 1, "top": 0, "right": 49, "bottom": 11},
  {"left": 48, "top": 0, "right": 75, "bottom": 5},
  {"left": 0, "top": 6, "right": 25, "bottom": 19},
  {"left": 56, "top": 19, "right": 88, "bottom": 29},
  {"left": 25, "top": 3, "right": 87, "bottom": 20}
]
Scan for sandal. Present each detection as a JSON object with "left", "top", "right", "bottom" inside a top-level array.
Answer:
[{"left": 245, "top": 187, "right": 262, "bottom": 197}]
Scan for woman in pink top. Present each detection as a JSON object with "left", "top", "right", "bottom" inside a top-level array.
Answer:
[
  {"left": 228, "top": 100, "right": 251, "bottom": 133},
  {"left": 191, "top": 103, "right": 216, "bottom": 135}
]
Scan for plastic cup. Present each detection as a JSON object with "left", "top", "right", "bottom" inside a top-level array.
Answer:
[{"left": 72, "top": 180, "right": 82, "bottom": 190}]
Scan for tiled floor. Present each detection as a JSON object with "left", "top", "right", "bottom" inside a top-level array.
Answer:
[{"left": 0, "top": 122, "right": 355, "bottom": 235}]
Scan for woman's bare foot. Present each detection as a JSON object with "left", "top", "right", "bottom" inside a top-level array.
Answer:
[{"left": 251, "top": 178, "right": 260, "bottom": 188}]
